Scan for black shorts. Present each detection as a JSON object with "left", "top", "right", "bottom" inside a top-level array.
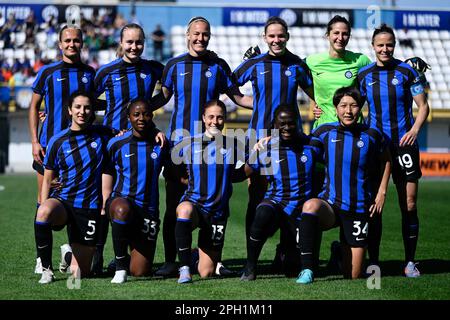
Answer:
[
  {"left": 391, "top": 144, "right": 422, "bottom": 184},
  {"left": 105, "top": 197, "right": 160, "bottom": 243},
  {"left": 192, "top": 204, "right": 228, "bottom": 251},
  {"left": 332, "top": 206, "right": 369, "bottom": 248},
  {"left": 32, "top": 160, "right": 45, "bottom": 176},
  {"left": 59, "top": 199, "right": 101, "bottom": 247}
]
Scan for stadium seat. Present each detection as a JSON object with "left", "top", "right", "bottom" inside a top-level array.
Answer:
[
  {"left": 171, "top": 25, "right": 184, "bottom": 36},
  {"left": 14, "top": 32, "right": 26, "bottom": 47},
  {"left": 248, "top": 26, "right": 261, "bottom": 37},
  {"left": 290, "top": 27, "right": 301, "bottom": 37},
  {"left": 98, "top": 50, "right": 110, "bottom": 65},
  {"left": 436, "top": 82, "right": 448, "bottom": 91},
  {"left": 216, "top": 26, "right": 227, "bottom": 37},
  {"left": 44, "top": 49, "right": 58, "bottom": 60},
  {"left": 14, "top": 49, "right": 25, "bottom": 61},
  {"left": 237, "top": 26, "right": 249, "bottom": 37},
  {"left": 440, "top": 91, "right": 450, "bottom": 101},
  {"left": 36, "top": 32, "right": 47, "bottom": 50},
  {"left": 227, "top": 26, "right": 238, "bottom": 36},
  {"left": 439, "top": 30, "right": 450, "bottom": 40},
  {"left": 431, "top": 99, "right": 443, "bottom": 109},
  {"left": 25, "top": 48, "right": 35, "bottom": 62},
  {"left": 418, "top": 30, "right": 430, "bottom": 40},
  {"left": 312, "top": 27, "right": 323, "bottom": 38},
  {"left": 353, "top": 28, "right": 366, "bottom": 39},
  {"left": 406, "top": 29, "right": 419, "bottom": 39},
  {"left": 429, "top": 30, "right": 440, "bottom": 40},
  {"left": 301, "top": 27, "right": 313, "bottom": 37}
]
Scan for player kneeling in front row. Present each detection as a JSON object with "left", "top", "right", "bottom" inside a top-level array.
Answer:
[
  {"left": 173, "top": 100, "right": 247, "bottom": 284},
  {"left": 34, "top": 91, "right": 115, "bottom": 284},
  {"left": 240, "top": 105, "right": 316, "bottom": 282},
  {"left": 296, "top": 86, "right": 391, "bottom": 283},
  {"left": 102, "top": 99, "right": 168, "bottom": 284}
]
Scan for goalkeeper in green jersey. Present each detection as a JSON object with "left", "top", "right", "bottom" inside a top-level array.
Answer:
[{"left": 306, "top": 15, "right": 371, "bottom": 129}]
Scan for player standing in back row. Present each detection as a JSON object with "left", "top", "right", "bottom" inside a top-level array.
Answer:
[
  {"left": 150, "top": 17, "right": 252, "bottom": 277},
  {"left": 92, "top": 23, "right": 164, "bottom": 273},
  {"left": 358, "top": 24, "right": 430, "bottom": 277},
  {"left": 233, "top": 17, "right": 314, "bottom": 273}
]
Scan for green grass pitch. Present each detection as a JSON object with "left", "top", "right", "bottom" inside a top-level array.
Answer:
[{"left": 0, "top": 174, "right": 449, "bottom": 300}]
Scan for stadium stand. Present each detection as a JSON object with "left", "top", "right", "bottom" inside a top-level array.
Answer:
[
  {"left": 170, "top": 26, "right": 450, "bottom": 111},
  {"left": 0, "top": 18, "right": 449, "bottom": 113}
]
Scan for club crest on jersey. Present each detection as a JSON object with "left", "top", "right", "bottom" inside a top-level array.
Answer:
[
  {"left": 151, "top": 152, "right": 158, "bottom": 159},
  {"left": 90, "top": 141, "right": 98, "bottom": 148},
  {"left": 345, "top": 70, "right": 353, "bottom": 79},
  {"left": 140, "top": 73, "right": 147, "bottom": 79},
  {"left": 357, "top": 140, "right": 364, "bottom": 148},
  {"left": 205, "top": 70, "right": 213, "bottom": 78},
  {"left": 391, "top": 78, "right": 399, "bottom": 85},
  {"left": 285, "top": 69, "right": 292, "bottom": 77},
  {"left": 81, "top": 76, "right": 88, "bottom": 83},
  {"left": 300, "top": 155, "right": 308, "bottom": 163}
]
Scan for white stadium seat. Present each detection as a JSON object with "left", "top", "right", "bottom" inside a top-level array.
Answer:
[{"left": 14, "top": 32, "right": 26, "bottom": 47}]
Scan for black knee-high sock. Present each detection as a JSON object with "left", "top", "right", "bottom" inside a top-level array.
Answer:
[
  {"left": 368, "top": 213, "right": 382, "bottom": 264},
  {"left": 35, "top": 221, "right": 52, "bottom": 269},
  {"left": 96, "top": 214, "right": 109, "bottom": 259},
  {"left": 163, "top": 208, "right": 177, "bottom": 263},
  {"left": 402, "top": 209, "right": 419, "bottom": 262},
  {"left": 175, "top": 218, "right": 192, "bottom": 267},
  {"left": 35, "top": 203, "right": 40, "bottom": 258},
  {"left": 163, "top": 181, "right": 185, "bottom": 263},
  {"left": 299, "top": 213, "right": 319, "bottom": 271},
  {"left": 246, "top": 235, "right": 266, "bottom": 272},
  {"left": 112, "top": 219, "right": 129, "bottom": 271}
]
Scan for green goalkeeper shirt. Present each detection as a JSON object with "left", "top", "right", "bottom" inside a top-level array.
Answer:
[{"left": 306, "top": 51, "right": 371, "bottom": 128}]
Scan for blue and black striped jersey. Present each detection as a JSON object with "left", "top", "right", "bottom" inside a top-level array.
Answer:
[
  {"left": 175, "top": 134, "right": 245, "bottom": 219},
  {"left": 43, "top": 125, "right": 113, "bottom": 209},
  {"left": 95, "top": 58, "right": 164, "bottom": 130},
  {"left": 249, "top": 136, "right": 315, "bottom": 215},
  {"left": 358, "top": 59, "right": 424, "bottom": 145},
  {"left": 311, "top": 122, "right": 387, "bottom": 214},
  {"left": 32, "top": 61, "right": 95, "bottom": 148},
  {"left": 106, "top": 130, "right": 168, "bottom": 216},
  {"left": 233, "top": 50, "right": 313, "bottom": 139},
  {"left": 162, "top": 52, "right": 235, "bottom": 143}
]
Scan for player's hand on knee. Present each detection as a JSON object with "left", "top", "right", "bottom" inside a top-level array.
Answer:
[{"left": 50, "top": 178, "right": 62, "bottom": 191}]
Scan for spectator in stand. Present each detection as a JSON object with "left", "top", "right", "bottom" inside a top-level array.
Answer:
[{"left": 151, "top": 24, "right": 166, "bottom": 62}]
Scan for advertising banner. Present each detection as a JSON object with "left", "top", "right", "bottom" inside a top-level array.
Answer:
[
  {"left": 223, "top": 7, "right": 353, "bottom": 27},
  {"left": 0, "top": 3, "right": 117, "bottom": 28},
  {"left": 420, "top": 152, "right": 450, "bottom": 176},
  {"left": 395, "top": 10, "right": 450, "bottom": 30},
  {"left": 0, "top": 4, "right": 45, "bottom": 27}
]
